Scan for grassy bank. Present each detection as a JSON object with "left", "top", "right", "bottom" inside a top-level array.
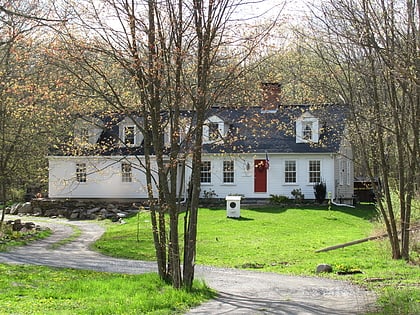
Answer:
[
  {"left": 94, "top": 204, "right": 420, "bottom": 314},
  {"left": 0, "top": 264, "right": 214, "bottom": 314}
]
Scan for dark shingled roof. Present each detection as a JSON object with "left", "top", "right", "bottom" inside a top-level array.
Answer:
[
  {"left": 51, "top": 104, "right": 348, "bottom": 156},
  {"left": 202, "top": 104, "right": 347, "bottom": 154}
]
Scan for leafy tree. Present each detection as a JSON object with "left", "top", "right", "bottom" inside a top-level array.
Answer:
[{"left": 0, "top": 0, "right": 68, "bottom": 226}]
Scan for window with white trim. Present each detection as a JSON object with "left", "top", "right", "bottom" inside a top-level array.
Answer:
[
  {"left": 121, "top": 162, "right": 132, "bottom": 183},
  {"left": 285, "top": 160, "right": 296, "bottom": 183},
  {"left": 309, "top": 160, "right": 321, "bottom": 183},
  {"left": 76, "top": 163, "right": 87, "bottom": 183},
  {"left": 223, "top": 160, "right": 234, "bottom": 183},
  {"left": 200, "top": 161, "right": 211, "bottom": 183},
  {"left": 296, "top": 112, "right": 319, "bottom": 143}
]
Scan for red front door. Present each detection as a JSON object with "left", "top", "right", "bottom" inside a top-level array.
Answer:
[{"left": 254, "top": 159, "right": 267, "bottom": 192}]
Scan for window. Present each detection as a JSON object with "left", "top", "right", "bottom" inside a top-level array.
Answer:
[
  {"left": 346, "top": 160, "right": 351, "bottom": 186},
  {"left": 309, "top": 160, "right": 321, "bottom": 183},
  {"left": 124, "top": 126, "right": 135, "bottom": 145},
  {"left": 285, "top": 160, "right": 296, "bottom": 183},
  {"left": 339, "top": 160, "right": 344, "bottom": 185},
  {"left": 296, "top": 112, "right": 319, "bottom": 143},
  {"left": 76, "top": 163, "right": 87, "bottom": 183},
  {"left": 208, "top": 123, "right": 219, "bottom": 141},
  {"left": 80, "top": 128, "right": 89, "bottom": 143},
  {"left": 121, "top": 162, "right": 132, "bottom": 183},
  {"left": 303, "top": 123, "right": 312, "bottom": 140},
  {"left": 200, "top": 161, "right": 211, "bottom": 183},
  {"left": 223, "top": 161, "right": 234, "bottom": 183}
]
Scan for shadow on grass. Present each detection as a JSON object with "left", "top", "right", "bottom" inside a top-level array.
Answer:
[
  {"left": 331, "top": 204, "right": 378, "bottom": 220},
  {"left": 227, "top": 216, "right": 254, "bottom": 221},
  {"left": 242, "top": 203, "right": 377, "bottom": 220}
]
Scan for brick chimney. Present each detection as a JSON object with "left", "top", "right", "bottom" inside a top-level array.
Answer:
[{"left": 261, "top": 82, "right": 281, "bottom": 112}]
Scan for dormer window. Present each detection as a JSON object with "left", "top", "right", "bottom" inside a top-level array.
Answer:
[
  {"left": 78, "top": 127, "right": 89, "bottom": 144},
  {"left": 303, "top": 123, "right": 313, "bottom": 140},
  {"left": 124, "top": 126, "right": 135, "bottom": 145},
  {"left": 74, "top": 117, "right": 104, "bottom": 146},
  {"left": 208, "top": 123, "right": 220, "bottom": 141},
  {"left": 204, "top": 115, "right": 226, "bottom": 143},
  {"left": 118, "top": 116, "right": 143, "bottom": 147},
  {"left": 296, "top": 112, "right": 319, "bottom": 143}
]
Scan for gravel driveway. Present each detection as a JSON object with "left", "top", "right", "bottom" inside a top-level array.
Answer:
[{"left": 0, "top": 216, "right": 376, "bottom": 314}]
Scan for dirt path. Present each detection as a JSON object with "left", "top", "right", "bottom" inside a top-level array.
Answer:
[{"left": 0, "top": 216, "right": 376, "bottom": 314}]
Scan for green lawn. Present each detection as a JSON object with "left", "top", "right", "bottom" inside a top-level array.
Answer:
[
  {"left": 94, "top": 204, "right": 420, "bottom": 314},
  {"left": 1, "top": 204, "right": 419, "bottom": 314},
  {"left": 0, "top": 264, "right": 214, "bottom": 315}
]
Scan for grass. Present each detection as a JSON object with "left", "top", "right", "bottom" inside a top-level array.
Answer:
[
  {"left": 48, "top": 224, "right": 81, "bottom": 250},
  {"left": 0, "top": 264, "right": 214, "bottom": 315},
  {"left": 1, "top": 203, "right": 419, "bottom": 314},
  {"left": 94, "top": 204, "right": 420, "bottom": 315}
]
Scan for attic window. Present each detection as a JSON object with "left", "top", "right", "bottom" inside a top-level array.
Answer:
[
  {"left": 204, "top": 115, "right": 225, "bottom": 143},
  {"left": 208, "top": 123, "right": 219, "bottom": 141},
  {"left": 124, "top": 126, "right": 135, "bottom": 145},
  {"left": 80, "top": 128, "right": 89, "bottom": 143},
  {"left": 296, "top": 112, "right": 319, "bottom": 143},
  {"left": 303, "top": 123, "right": 313, "bottom": 140}
]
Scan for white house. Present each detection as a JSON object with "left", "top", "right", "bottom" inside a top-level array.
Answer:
[{"left": 48, "top": 90, "right": 354, "bottom": 203}]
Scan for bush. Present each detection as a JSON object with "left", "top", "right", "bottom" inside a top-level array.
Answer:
[
  {"left": 291, "top": 188, "right": 304, "bottom": 203},
  {"left": 313, "top": 181, "right": 327, "bottom": 204},
  {"left": 269, "top": 194, "right": 289, "bottom": 204}
]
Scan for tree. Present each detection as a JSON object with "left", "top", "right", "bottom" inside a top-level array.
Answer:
[
  {"left": 0, "top": 0, "right": 68, "bottom": 226},
  {"left": 306, "top": 0, "right": 419, "bottom": 260},
  {"left": 51, "top": 0, "right": 277, "bottom": 289}
]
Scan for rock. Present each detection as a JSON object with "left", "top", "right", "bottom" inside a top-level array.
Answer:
[
  {"left": 24, "top": 222, "right": 36, "bottom": 229},
  {"left": 69, "top": 212, "right": 79, "bottom": 219},
  {"left": 106, "top": 204, "right": 115, "bottom": 210},
  {"left": 316, "top": 264, "right": 333, "bottom": 273},
  {"left": 18, "top": 202, "right": 32, "bottom": 214},
  {"left": 87, "top": 207, "right": 100, "bottom": 215},
  {"left": 9, "top": 203, "right": 23, "bottom": 215},
  {"left": 11, "top": 219, "right": 23, "bottom": 231}
]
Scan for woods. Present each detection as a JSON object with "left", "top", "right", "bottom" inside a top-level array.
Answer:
[{"left": 0, "top": 0, "right": 418, "bottom": 290}]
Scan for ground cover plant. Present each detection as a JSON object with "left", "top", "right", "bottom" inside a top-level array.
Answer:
[
  {"left": 94, "top": 204, "right": 420, "bottom": 315},
  {"left": 0, "top": 264, "right": 214, "bottom": 315},
  {"left": 0, "top": 223, "right": 51, "bottom": 251}
]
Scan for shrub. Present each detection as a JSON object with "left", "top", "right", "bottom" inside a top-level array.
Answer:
[
  {"left": 291, "top": 188, "right": 304, "bottom": 203},
  {"left": 313, "top": 181, "right": 327, "bottom": 204},
  {"left": 269, "top": 194, "right": 289, "bottom": 204}
]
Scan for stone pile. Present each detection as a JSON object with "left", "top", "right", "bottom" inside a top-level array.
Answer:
[
  {"left": 6, "top": 199, "right": 141, "bottom": 221},
  {"left": 5, "top": 219, "right": 39, "bottom": 232}
]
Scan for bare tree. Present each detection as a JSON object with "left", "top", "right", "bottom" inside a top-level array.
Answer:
[
  {"left": 306, "top": 0, "right": 419, "bottom": 260},
  {"left": 51, "top": 0, "right": 277, "bottom": 289}
]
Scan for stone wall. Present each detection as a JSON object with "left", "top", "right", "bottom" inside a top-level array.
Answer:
[{"left": 6, "top": 199, "right": 142, "bottom": 221}]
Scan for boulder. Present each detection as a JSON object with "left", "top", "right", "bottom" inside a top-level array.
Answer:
[
  {"left": 18, "top": 202, "right": 32, "bottom": 214},
  {"left": 9, "top": 203, "right": 23, "bottom": 215},
  {"left": 316, "top": 264, "right": 333, "bottom": 273}
]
